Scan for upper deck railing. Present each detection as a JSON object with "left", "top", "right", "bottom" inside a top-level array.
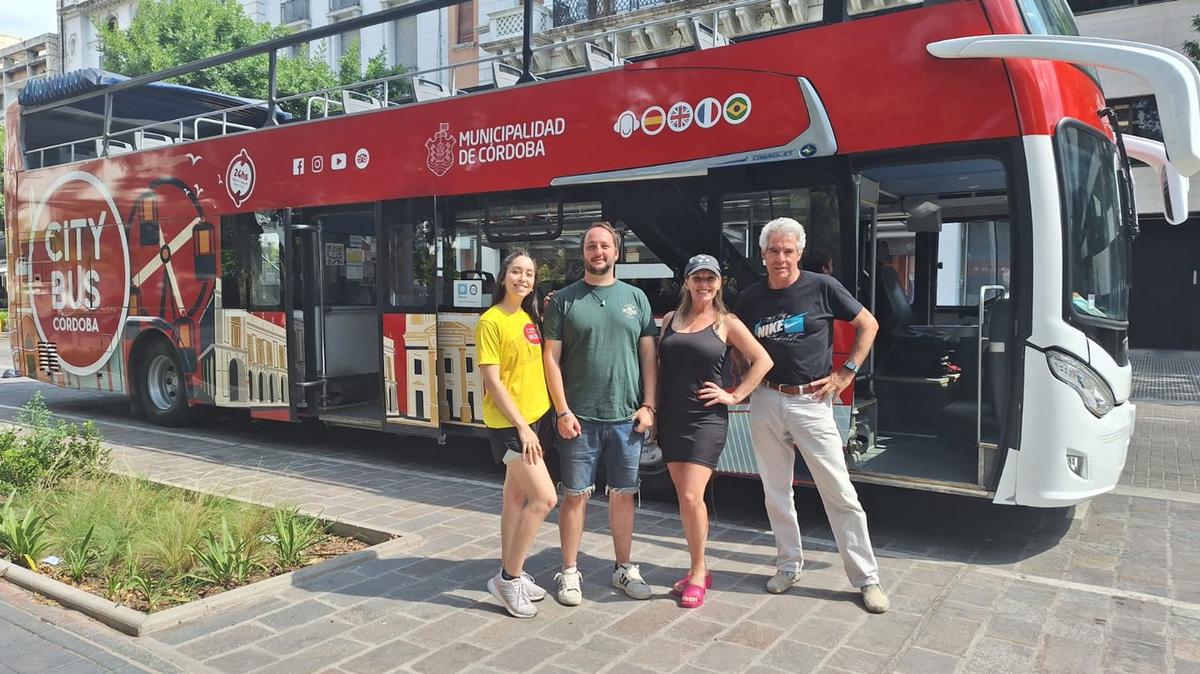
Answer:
[{"left": 19, "top": 0, "right": 918, "bottom": 171}]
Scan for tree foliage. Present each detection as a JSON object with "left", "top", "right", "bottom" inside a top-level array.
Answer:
[
  {"left": 1185, "top": 16, "right": 1200, "bottom": 65},
  {"left": 98, "top": 0, "right": 405, "bottom": 106}
]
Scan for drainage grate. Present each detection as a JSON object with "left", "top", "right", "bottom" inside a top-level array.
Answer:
[
  {"left": 37, "top": 341, "right": 61, "bottom": 375},
  {"left": 1130, "top": 349, "right": 1200, "bottom": 402}
]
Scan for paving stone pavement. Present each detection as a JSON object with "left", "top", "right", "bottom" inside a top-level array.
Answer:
[
  {"left": 1, "top": 356, "right": 1200, "bottom": 672},
  {"left": 0, "top": 400, "right": 1194, "bottom": 674}
]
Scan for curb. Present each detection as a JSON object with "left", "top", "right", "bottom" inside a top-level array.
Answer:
[
  {"left": 0, "top": 531, "right": 419, "bottom": 637},
  {"left": 0, "top": 558, "right": 144, "bottom": 635}
]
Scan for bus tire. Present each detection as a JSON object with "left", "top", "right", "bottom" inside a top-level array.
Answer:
[{"left": 136, "top": 339, "right": 191, "bottom": 427}]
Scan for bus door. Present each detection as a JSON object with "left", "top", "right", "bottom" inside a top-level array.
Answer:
[
  {"left": 285, "top": 205, "right": 384, "bottom": 429},
  {"left": 379, "top": 198, "right": 440, "bottom": 434},
  {"left": 854, "top": 160, "right": 1012, "bottom": 491}
]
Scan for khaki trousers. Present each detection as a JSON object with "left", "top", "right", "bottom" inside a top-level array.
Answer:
[{"left": 749, "top": 386, "right": 880, "bottom": 587}]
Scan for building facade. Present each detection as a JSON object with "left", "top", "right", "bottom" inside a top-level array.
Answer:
[
  {"left": 0, "top": 34, "right": 61, "bottom": 118},
  {"left": 55, "top": 0, "right": 492, "bottom": 89}
]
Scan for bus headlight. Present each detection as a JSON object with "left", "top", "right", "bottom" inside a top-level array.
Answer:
[{"left": 1045, "top": 349, "right": 1115, "bottom": 418}]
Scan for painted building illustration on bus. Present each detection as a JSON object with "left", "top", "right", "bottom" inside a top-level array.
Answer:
[
  {"left": 383, "top": 312, "right": 439, "bottom": 427},
  {"left": 201, "top": 309, "right": 288, "bottom": 408},
  {"left": 438, "top": 313, "right": 483, "bottom": 425}
]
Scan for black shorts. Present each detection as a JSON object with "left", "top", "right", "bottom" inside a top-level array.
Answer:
[{"left": 487, "top": 413, "right": 555, "bottom": 465}]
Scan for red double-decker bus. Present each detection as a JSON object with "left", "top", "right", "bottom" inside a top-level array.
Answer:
[{"left": 6, "top": 0, "right": 1198, "bottom": 505}]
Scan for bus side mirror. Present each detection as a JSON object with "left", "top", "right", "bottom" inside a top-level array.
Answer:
[{"left": 1124, "top": 134, "right": 1189, "bottom": 225}]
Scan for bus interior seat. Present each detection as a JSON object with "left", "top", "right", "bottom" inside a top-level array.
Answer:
[
  {"left": 342, "top": 90, "right": 383, "bottom": 113},
  {"left": 584, "top": 43, "right": 629, "bottom": 71},
  {"left": 688, "top": 18, "right": 731, "bottom": 50},
  {"left": 135, "top": 130, "right": 175, "bottom": 149},
  {"left": 874, "top": 244, "right": 966, "bottom": 377},
  {"left": 413, "top": 76, "right": 455, "bottom": 102}
]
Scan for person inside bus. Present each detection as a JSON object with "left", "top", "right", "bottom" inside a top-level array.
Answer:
[
  {"left": 543, "top": 221, "right": 659, "bottom": 606},
  {"left": 802, "top": 249, "right": 833, "bottom": 275},
  {"left": 476, "top": 251, "right": 558, "bottom": 619},
  {"left": 658, "top": 254, "right": 772, "bottom": 609},
  {"left": 735, "top": 217, "right": 890, "bottom": 614}
]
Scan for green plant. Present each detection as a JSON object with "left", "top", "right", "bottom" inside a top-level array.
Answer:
[
  {"left": 0, "top": 394, "right": 109, "bottom": 492},
  {"left": 129, "top": 572, "right": 170, "bottom": 611},
  {"left": 105, "top": 573, "right": 126, "bottom": 601},
  {"left": 269, "top": 507, "right": 327, "bottom": 568},
  {"left": 188, "top": 517, "right": 264, "bottom": 588},
  {"left": 0, "top": 496, "right": 52, "bottom": 570},
  {"left": 62, "top": 524, "right": 97, "bottom": 582}
]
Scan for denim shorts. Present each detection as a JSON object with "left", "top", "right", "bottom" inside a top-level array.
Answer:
[{"left": 558, "top": 420, "right": 643, "bottom": 497}]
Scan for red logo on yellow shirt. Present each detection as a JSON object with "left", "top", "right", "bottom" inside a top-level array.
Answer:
[{"left": 524, "top": 324, "right": 542, "bottom": 344}]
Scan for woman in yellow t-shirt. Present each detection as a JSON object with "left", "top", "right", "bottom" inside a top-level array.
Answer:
[{"left": 476, "top": 251, "right": 557, "bottom": 619}]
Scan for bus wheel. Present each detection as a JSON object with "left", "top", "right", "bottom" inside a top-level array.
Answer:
[{"left": 137, "top": 340, "right": 190, "bottom": 426}]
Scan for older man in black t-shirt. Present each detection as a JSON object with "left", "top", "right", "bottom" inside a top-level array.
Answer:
[{"left": 735, "top": 217, "right": 889, "bottom": 614}]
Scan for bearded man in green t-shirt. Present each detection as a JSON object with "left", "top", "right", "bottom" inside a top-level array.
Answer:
[{"left": 543, "top": 222, "right": 659, "bottom": 606}]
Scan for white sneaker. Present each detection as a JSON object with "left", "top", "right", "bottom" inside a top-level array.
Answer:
[
  {"left": 521, "top": 571, "right": 546, "bottom": 602},
  {"left": 555, "top": 567, "right": 583, "bottom": 606},
  {"left": 861, "top": 584, "right": 890, "bottom": 614},
  {"left": 488, "top": 572, "right": 537, "bottom": 618},
  {"left": 766, "top": 570, "right": 803, "bottom": 594},
  {"left": 612, "top": 563, "right": 652, "bottom": 600}
]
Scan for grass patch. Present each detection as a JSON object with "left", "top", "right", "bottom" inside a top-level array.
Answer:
[
  {"left": 1, "top": 475, "right": 368, "bottom": 612},
  {"left": 0, "top": 395, "right": 368, "bottom": 612}
]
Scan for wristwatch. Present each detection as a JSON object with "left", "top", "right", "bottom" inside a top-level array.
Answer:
[{"left": 843, "top": 360, "right": 859, "bottom": 373}]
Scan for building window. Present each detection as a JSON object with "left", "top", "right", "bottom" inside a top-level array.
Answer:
[
  {"left": 1065, "top": 0, "right": 1168, "bottom": 14},
  {"left": 106, "top": 16, "right": 118, "bottom": 31},
  {"left": 415, "top": 390, "right": 425, "bottom": 418},
  {"left": 455, "top": 0, "right": 474, "bottom": 43},
  {"left": 248, "top": 370, "right": 255, "bottom": 400},
  {"left": 467, "top": 391, "right": 475, "bottom": 416},
  {"left": 1109, "top": 95, "right": 1162, "bottom": 143},
  {"left": 465, "top": 356, "right": 474, "bottom": 373},
  {"left": 229, "top": 360, "right": 240, "bottom": 401},
  {"left": 414, "top": 358, "right": 423, "bottom": 375},
  {"left": 259, "top": 372, "right": 266, "bottom": 401},
  {"left": 444, "top": 357, "right": 453, "bottom": 374},
  {"left": 447, "top": 390, "right": 455, "bottom": 418}
]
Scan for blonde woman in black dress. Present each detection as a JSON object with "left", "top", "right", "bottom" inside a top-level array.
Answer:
[{"left": 658, "top": 254, "right": 773, "bottom": 608}]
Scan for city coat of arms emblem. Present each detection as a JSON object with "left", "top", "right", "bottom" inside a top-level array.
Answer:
[{"left": 425, "top": 123, "right": 456, "bottom": 177}]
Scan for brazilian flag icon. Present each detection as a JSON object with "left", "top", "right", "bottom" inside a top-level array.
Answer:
[{"left": 724, "top": 94, "right": 751, "bottom": 124}]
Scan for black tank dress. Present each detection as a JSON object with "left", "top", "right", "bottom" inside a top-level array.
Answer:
[{"left": 657, "top": 320, "right": 729, "bottom": 468}]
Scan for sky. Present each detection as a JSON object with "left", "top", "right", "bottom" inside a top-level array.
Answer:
[{"left": 0, "top": 3, "right": 58, "bottom": 41}]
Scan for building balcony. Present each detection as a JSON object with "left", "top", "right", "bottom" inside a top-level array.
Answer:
[
  {"left": 480, "top": 5, "right": 553, "bottom": 45},
  {"left": 281, "top": 0, "right": 311, "bottom": 27},
  {"left": 329, "top": 0, "right": 362, "bottom": 18},
  {"left": 551, "top": 0, "right": 683, "bottom": 27}
]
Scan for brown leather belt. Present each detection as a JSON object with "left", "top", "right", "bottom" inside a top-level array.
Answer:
[{"left": 762, "top": 380, "right": 818, "bottom": 395}]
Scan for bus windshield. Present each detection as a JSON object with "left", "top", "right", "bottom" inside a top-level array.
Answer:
[{"left": 1058, "top": 124, "right": 1130, "bottom": 323}]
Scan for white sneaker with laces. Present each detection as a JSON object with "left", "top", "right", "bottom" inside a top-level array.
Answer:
[
  {"left": 488, "top": 572, "right": 537, "bottom": 618},
  {"left": 766, "top": 569, "right": 803, "bottom": 594},
  {"left": 555, "top": 567, "right": 583, "bottom": 606},
  {"left": 612, "top": 563, "right": 652, "bottom": 600},
  {"left": 521, "top": 571, "right": 546, "bottom": 602}
]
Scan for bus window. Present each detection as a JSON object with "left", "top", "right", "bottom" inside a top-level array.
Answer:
[
  {"left": 383, "top": 202, "right": 437, "bottom": 309},
  {"left": 311, "top": 209, "right": 377, "bottom": 307},
  {"left": 220, "top": 211, "right": 284, "bottom": 310},
  {"left": 1057, "top": 125, "right": 1129, "bottom": 323},
  {"left": 935, "top": 220, "right": 1012, "bottom": 308},
  {"left": 719, "top": 186, "right": 840, "bottom": 287},
  {"left": 617, "top": 228, "right": 678, "bottom": 315},
  {"left": 447, "top": 204, "right": 503, "bottom": 309}
]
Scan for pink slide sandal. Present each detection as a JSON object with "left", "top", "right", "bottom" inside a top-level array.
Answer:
[{"left": 670, "top": 573, "right": 713, "bottom": 596}]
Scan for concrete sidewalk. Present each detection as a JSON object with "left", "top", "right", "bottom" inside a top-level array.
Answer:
[{"left": 0, "top": 408, "right": 1183, "bottom": 674}]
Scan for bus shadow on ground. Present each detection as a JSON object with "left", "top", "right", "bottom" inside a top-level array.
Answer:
[{"left": 5, "top": 388, "right": 1075, "bottom": 571}]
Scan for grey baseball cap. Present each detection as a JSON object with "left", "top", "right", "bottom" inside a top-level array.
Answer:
[{"left": 684, "top": 254, "right": 721, "bottom": 277}]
